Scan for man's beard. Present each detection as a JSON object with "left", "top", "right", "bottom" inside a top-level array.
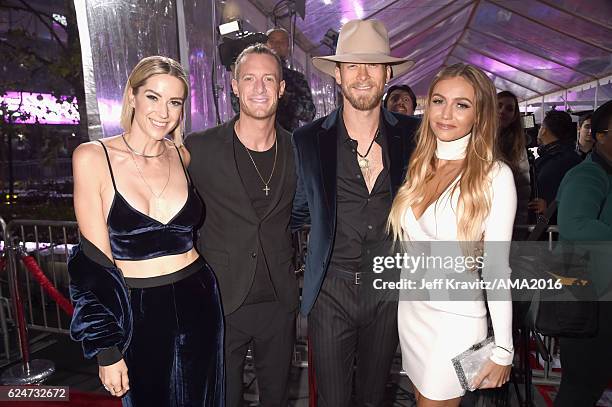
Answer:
[{"left": 341, "top": 82, "right": 385, "bottom": 111}]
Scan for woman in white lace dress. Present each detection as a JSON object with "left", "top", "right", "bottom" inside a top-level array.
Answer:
[{"left": 388, "top": 63, "right": 515, "bottom": 406}]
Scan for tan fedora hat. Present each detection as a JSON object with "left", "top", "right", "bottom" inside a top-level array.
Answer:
[{"left": 313, "top": 19, "right": 414, "bottom": 77}]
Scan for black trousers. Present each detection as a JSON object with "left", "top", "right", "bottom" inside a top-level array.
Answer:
[
  {"left": 225, "top": 301, "right": 296, "bottom": 407},
  {"left": 554, "top": 301, "right": 612, "bottom": 407},
  {"left": 123, "top": 258, "right": 224, "bottom": 407},
  {"left": 308, "top": 275, "right": 399, "bottom": 407}
]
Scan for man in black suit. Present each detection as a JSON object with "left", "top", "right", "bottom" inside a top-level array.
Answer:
[
  {"left": 186, "top": 44, "right": 298, "bottom": 407},
  {"left": 291, "top": 19, "right": 419, "bottom": 407}
]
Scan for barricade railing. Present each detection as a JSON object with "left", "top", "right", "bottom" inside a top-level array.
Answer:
[
  {"left": 526, "top": 224, "right": 562, "bottom": 387},
  {"left": 0, "top": 218, "right": 79, "bottom": 384},
  {"left": 0, "top": 219, "right": 562, "bottom": 392},
  {"left": 7, "top": 220, "right": 78, "bottom": 335},
  {"left": 512, "top": 224, "right": 561, "bottom": 405},
  {"left": 0, "top": 217, "right": 11, "bottom": 362},
  {"left": 514, "top": 223, "right": 559, "bottom": 248}
]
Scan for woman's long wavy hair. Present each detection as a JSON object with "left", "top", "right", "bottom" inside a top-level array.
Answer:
[
  {"left": 119, "top": 56, "right": 189, "bottom": 145},
  {"left": 497, "top": 90, "right": 526, "bottom": 171},
  {"left": 388, "top": 63, "right": 498, "bottom": 244}
]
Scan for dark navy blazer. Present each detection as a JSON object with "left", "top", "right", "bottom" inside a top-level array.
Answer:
[{"left": 291, "top": 108, "right": 420, "bottom": 315}]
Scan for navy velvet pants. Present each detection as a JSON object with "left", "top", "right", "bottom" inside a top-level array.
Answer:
[{"left": 122, "top": 258, "right": 224, "bottom": 407}]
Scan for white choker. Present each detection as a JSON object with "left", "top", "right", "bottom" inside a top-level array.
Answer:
[{"left": 435, "top": 133, "right": 471, "bottom": 160}]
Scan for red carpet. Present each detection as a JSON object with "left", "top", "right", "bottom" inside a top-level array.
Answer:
[
  {"left": 0, "top": 390, "right": 121, "bottom": 406},
  {"left": 529, "top": 348, "right": 612, "bottom": 407}
]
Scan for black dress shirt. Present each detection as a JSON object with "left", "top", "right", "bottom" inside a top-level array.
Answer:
[{"left": 328, "top": 112, "right": 392, "bottom": 274}]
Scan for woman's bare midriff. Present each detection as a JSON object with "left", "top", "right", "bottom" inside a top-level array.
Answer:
[{"left": 117, "top": 247, "right": 200, "bottom": 278}]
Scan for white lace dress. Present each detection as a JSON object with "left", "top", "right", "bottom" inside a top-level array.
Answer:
[{"left": 397, "top": 135, "right": 516, "bottom": 400}]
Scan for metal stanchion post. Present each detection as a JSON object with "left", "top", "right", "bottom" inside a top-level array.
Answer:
[
  {"left": 0, "top": 231, "right": 11, "bottom": 361},
  {"left": 0, "top": 217, "right": 54, "bottom": 384}
]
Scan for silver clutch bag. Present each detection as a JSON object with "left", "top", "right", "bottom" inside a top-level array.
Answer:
[{"left": 451, "top": 336, "right": 495, "bottom": 391}]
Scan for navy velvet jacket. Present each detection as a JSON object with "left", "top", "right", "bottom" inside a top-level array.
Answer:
[
  {"left": 68, "top": 239, "right": 132, "bottom": 365},
  {"left": 291, "top": 108, "right": 419, "bottom": 315}
]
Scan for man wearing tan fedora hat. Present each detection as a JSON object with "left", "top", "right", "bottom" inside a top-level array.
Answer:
[{"left": 291, "top": 19, "right": 420, "bottom": 406}]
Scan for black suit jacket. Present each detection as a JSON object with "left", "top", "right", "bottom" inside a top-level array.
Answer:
[
  {"left": 186, "top": 117, "right": 299, "bottom": 315},
  {"left": 291, "top": 108, "right": 419, "bottom": 315}
]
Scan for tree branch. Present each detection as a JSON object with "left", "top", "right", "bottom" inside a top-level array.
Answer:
[
  {"left": 15, "top": 0, "right": 69, "bottom": 53},
  {"left": 0, "top": 4, "right": 61, "bottom": 27},
  {"left": 0, "top": 40, "right": 53, "bottom": 66}
]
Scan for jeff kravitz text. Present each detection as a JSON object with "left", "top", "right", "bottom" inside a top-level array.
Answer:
[{"left": 372, "top": 278, "right": 563, "bottom": 291}]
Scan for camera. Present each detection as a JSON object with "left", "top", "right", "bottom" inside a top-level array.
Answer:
[{"left": 218, "top": 32, "right": 268, "bottom": 71}]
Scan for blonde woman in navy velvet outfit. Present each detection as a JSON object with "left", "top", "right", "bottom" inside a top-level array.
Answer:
[{"left": 69, "top": 56, "right": 224, "bottom": 406}]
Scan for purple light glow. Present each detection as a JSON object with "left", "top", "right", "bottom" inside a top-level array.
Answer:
[
  {"left": 339, "top": 0, "right": 364, "bottom": 26},
  {"left": 97, "top": 98, "right": 122, "bottom": 129},
  {"left": 0, "top": 91, "right": 79, "bottom": 125}
]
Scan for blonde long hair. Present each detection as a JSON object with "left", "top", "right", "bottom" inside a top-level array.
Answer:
[
  {"left": 119, "top": 56, "right": 189, "bottom": 145},
  {"left": 388, "top": 63, "right": 498, "bottom": 243}
]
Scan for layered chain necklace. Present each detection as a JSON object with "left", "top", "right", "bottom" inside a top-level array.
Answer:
[
  {"left": 122, "top": 133, "right": 171, "bottom": 218},
  {"left": 122, "top": 132, "right": 167, "bottom": 158}
]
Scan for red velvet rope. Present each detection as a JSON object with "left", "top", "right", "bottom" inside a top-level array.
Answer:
[
  {"left": 20, "top": 255, "right": 74, "bottom": 316},
  {"left": 0, "top": 256, "right": 5, "bottom": 273}
]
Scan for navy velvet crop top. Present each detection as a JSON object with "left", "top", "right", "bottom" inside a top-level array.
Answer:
[{"left": 99, "top": 141, "right": 203, "bottom": 261}]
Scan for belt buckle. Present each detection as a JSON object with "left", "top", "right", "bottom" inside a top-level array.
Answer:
[{"left": 354, "top": 272, "right": 361, "bottom": 285}]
